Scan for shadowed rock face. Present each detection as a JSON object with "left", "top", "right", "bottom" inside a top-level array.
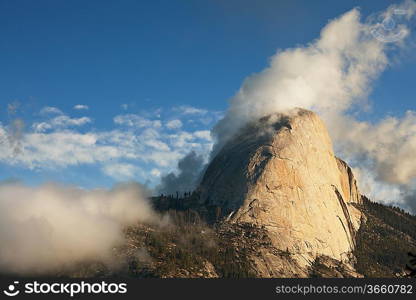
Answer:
[{"left": 198, "top": 108, "right": 362, "bottom": 273}]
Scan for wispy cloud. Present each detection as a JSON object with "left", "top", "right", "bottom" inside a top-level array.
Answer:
[
  {"left": 102, "top": 163, "right": 143, "bottom": 181},
  {"left": 174, "top": 105, "right": 208, "bottom": 115},
  {"left": 0, "top": 106, "right": 215, "bottom": 186},
  {"left": 7, "top": 101, "right": 20, "bottom": 115},
  {"left": 32, "top": 116, "right": 92, "bottom": 133},
  {"left": 114, "top": 114, "right": 162, "bottom": 129},
  {"left": 73, "top": 104, "right": 89, "bottom": 110},
  {"left": 39, "top": 106, "right": 63, "bottom": 116}
]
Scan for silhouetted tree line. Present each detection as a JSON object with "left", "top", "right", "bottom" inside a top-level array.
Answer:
[
  {"left": 151, "top": 191, "right": 198, "bottom": 211},
  {"left": 151, "top": 192, "right": 233, "bottom": 224}
]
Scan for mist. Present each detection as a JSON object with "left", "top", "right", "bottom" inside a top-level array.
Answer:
[
  {"left": 211, "top": 0, "right": 416, "bottom": 207},
  {"left": 0, "top": 181, "right": 163, "bottom": 275}
]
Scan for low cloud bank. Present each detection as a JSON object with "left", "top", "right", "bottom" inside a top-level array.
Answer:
[{"left": 0, "top": 182, "right": 163, "bottom": 275}]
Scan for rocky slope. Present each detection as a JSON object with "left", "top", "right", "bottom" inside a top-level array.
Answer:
[
  {"left": 66, "top": 196, "right": 416, "bottom": 278},
  {"left": 197, "top": 108, "right": 363, "bottom": 276}
]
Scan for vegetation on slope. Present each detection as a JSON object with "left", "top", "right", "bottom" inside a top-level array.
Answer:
[
  {"left": 120, "top": 209, "right": 257, "bottom": 278},
  {"left": 354, "top": 197, "right": 416, "bottom": 277},
  {"left": 66, "top": 194, "right": 416, "bottom": 278}
]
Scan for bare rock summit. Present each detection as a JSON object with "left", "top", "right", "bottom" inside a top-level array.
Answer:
[{"left": 198, "top": 108, "right": 363, "bottom": 276}]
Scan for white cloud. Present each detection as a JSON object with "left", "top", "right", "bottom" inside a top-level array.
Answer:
[
  {"left": 211, "top": 1, "right": 416, "bottom": 206},
  {"left": 32, "top": 116, "right": 92, "bottom": 133},
  {"left": 144, "top": 139, "right": 170, "bottom": 151},
  {"left": 0, "top": 102, "right": 216, "bottom": 188},
  {"left": 74, "top": 104, "right": 89, "bottom": 110},
  {"left": 0, "top": 112, "right": 214, "bottom": 186},
  {"left": 352, "top": 166, "right": 403, "bottom": 205},
  {"left": 175, "top": 105, "right": 208, "bottom": 115},
  {"left": 193, "top": 130, "right": 212, "bottom": 141},
  {"left": 165, "top": 119, "right": 183, "bottom": 130},
  {"left": 102, "top": 163, "right": 142, "bottom": 180},
  {"left": 333, "top": 112, "right": 416, "bottom": 185},
  {"left": 0, "top": 182, "right": 161, "bottom": 274},
  {"left": 32, "top": 122, "right": 52, "bottom": 133},
  {"left": 213, "top": 8, "right": 389, "bottom": 148},
  {"left": 171, "top": 107, "right": 223, "bottom": 128},
  {"left": 4, "top": 131, "right": 102, "bottom": 168},
  {"left": 114, "top": 114, "right": 162, "bottom": 129},
  {"left": 151, "top": 168, "right": 161, "bottom": 177},
  {"left": 52, "top": 116, "right": 92, "bottom": 127},
  {"left": 39, "top": 106, "right": 63, "bottom": 115},
  {"left": 167, "top": 131, "right": 194, "bottom": 148}
]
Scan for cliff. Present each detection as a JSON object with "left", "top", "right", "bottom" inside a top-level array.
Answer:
[{"left": 197, "top": 108, "right": 363, "bottom": 276}]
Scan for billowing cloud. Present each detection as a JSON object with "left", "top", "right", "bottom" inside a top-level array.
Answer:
[
  {"left": 333, "top": 112, "right": 416, "bottom": 185},
  {"left": 213, "top": 8, "right": 389, "bottom": 149},
  {"left": 211, "top": 1, "right": 416, "bottom": 206}
]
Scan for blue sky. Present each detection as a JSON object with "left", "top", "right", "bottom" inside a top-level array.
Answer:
[{"left": 0, "top": 0, "right": 415, "bottom": 189}]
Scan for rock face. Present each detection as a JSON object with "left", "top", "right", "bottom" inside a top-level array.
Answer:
[{"left": 198, "top": 108, "right": 362, "bottom": 276}]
